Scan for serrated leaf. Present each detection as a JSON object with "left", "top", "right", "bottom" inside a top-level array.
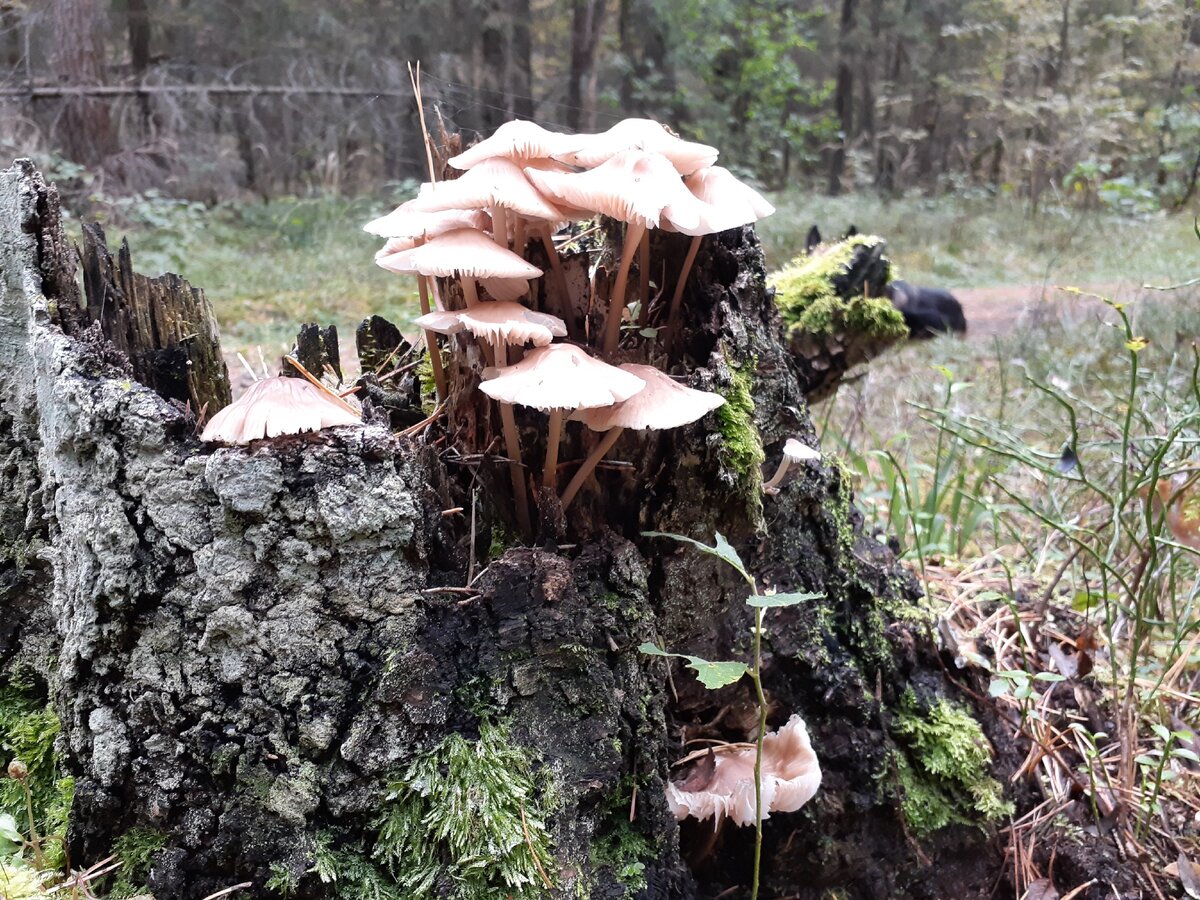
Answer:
[{"left": 747, "top": 591, "right": 824, "bottom": 608}]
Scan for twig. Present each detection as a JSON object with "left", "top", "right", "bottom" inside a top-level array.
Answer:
[
  {"left": 519, "top": 802, "right": 553, "bottom": 890},
  {"left": 282, "top": 355, "right": 359, "bottom": 415},
  {"left": 200, "top": 883, "right": 254, "bottom": 900}
]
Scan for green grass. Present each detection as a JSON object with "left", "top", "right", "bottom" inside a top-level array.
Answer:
[
  {"left": 758, "top": 192, "right": 1199, "bottom": 287},
  {"left": 90, "top": 186, "right": 423, "bottom": 362}
]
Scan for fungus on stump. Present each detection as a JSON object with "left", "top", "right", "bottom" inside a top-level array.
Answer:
[{"left": 0, "top": 157, "right": 1021, "bottom": 900}]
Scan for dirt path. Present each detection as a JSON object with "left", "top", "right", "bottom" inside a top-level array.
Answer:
[{"left": 954, "top": 280, "right": 1152, "bottom": 339}]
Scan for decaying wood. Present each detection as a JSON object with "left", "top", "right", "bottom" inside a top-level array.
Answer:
[
  {"left": 78, "top": 222, "right": 231, "bottom": 416},
  {"left": 3, "top": 158, "right": 1111, "bottom": 900}
]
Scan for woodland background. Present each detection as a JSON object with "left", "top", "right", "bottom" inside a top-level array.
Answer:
[{"left": 2, "top": 0, "right": 1198, "bottom": 212}]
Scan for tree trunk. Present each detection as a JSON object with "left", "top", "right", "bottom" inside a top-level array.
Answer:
[
  {"left": 2, "top": 158, "right": 1045, "bottom": 899},
  {"left": 827, "top": 0, "right": 857, "bottom": 196},
  {"left": 567, "top": 0, "right": 609, "bottom": 131},
  {"left": 48, "top": 0, "right": 117, "bottom": 165}
]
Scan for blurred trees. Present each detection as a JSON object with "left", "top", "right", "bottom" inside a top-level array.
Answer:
[{"left": 1, "top": 0, "right": 1196, "bottom": 207}]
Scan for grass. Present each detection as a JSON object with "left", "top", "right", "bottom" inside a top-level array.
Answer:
[{"left": 91, "top": 188, "right": 1200, "bottom": 364}]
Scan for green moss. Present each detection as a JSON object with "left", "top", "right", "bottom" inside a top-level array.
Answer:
[
  {"left": 311, "top": 832, "right": 405, "bottom": 900},
  {"left": 108, "top": 827, "right": 168, "bottom": 898},
  {"left": 488, "top": 524, "right": 516, "bottom": 562},
  {"left": 0, "top": 857, "right": 51, "bottom": 899},
  {"left": 769, "top": 235, "right": 907, "bottom": 341},
  {"left": 587, "top": 777, "right": 656, "bottom": 897},
  {"left": 891, "top": 693, "right": 1012, "bottom": 838},
  {"left": 371, "top": 720, "right": 556, "bottom": 899},
  {"left": 266, "top": 861, "right": 300, "bottom": 897},
  {"left": 0, "top": 682, "right": 73, "bottom": 870},
  {"left": 415, "top": 349, "right": 439, "bottom": 416},
  {"left": 715, "top": 356, "right": 766, "bottom": 525}
]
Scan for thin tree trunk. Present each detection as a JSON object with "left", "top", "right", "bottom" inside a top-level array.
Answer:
[
  {"left": 828, "top": 0, "right": 857, "bottom": 195},
  {"left": 49, "top": 0, "right": 117, "bottom": 165},
  {"left": 567, "top": 0, "right": 608, "bottom": 131}
]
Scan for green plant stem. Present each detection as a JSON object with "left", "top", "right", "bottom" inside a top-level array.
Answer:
[
  {"left": 21, "top": 780, "right": 45, "bottom": 871},
  {"left": 750, "top": 604, "right": 767, "bottom": 900}
]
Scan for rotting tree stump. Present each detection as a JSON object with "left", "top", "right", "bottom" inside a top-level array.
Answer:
[{"left": 0, "top": 158, "right": 1138, "bottom": 900}]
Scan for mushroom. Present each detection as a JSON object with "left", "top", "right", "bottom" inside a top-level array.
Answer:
[
  {"left": 666, "top": 715, "right": 822, "bottom": 828},
  {"left": 763, "top": 438, "right": 821, "bottom": 495},
  {"left": 418, "top": 301, "right": 568, "bottom": 535},
  {"left": 377, "top": 228, "right": 542, "bottom": 307},
  {"left": 554, "top": 118, "right": 718, "bottom": 176},
  {"left": 525, "top": 150, "right": 703, "bottom": 354},
  {"left": 414, "top": 301, "right": 567, "bottom": 354},
  {"left": 406, "top": 158, "right": 565, "bottom": 251},
  {"left": 448, "top": 120, "right": 576, "bottom": 170},
  {"left": 200, "top": 377, "right": 361, "bottom": 446},
  {"left": 664, "top": 166, "right": 775, "bottom": 353},
  {"left": 369, "top": 208, "right": 493, "bottom": 403},
  {"left": 364, "top": 204, "right": 490, "bottom": 242},
  {"left": 560, "top": 364, "right": 724, "bottom": 510},
  {"left": 478, "top": 344, "right": 646, "bottom": 493}
]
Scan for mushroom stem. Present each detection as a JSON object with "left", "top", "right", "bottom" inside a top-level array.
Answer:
[
  {"left": 560, "top": 427, "right": 624, "bottom": 511},
  {"left": 544, "top": 408, "right": 563, "bottom": 491},
  {"left": 417, "top": 273, "right": 448, "bottom": 403},
  {"left": 637, "top": 229, "right": 650, "bottom": 327},
  {"left": 491, "top": 206, "right": 510, "bottom": 249},
  {"left": 602, "top": 221, "right": 646, "bottom": 355},
  {"left": 667, "top": 234, "right": 702, "bottom": 357},
  {"left": 491, "top": 338, "right": 533, "bottom": 537},
  {"left": 513, "top": 216, "right": 527, "bottom": 259},
  {"left": 461, "top": 277, "right": 481, "bottom": 308},
  {"left": 540, "top": 225, "right": 575, "bottom": 337},
  {"left": 762, "top": 455, "right": 792, "bottom": 495}
]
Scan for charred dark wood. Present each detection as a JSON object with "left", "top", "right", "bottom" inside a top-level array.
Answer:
[
  {"left": 354, "top": 314, "right": 409, "bottom": 374},
  {"left": 288, "top": 321, "right": 344, "bottom": 383},
  {"left": 78, "top": 222, "right": 231, "bottom": 416}
]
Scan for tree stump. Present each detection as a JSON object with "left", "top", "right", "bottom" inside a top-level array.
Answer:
[{"left": 1, "top": 158, "right": 1032, "bottom": 899}]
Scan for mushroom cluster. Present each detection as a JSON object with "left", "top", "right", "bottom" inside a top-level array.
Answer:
[
  {"left": 366, "top": 118, "right": 778, "bottom": 535},
  {"left": 666, "top": 715, "right": 822, "bottom": 828}
]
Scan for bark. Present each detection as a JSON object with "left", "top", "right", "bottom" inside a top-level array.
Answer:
[{"left": 0, "top": 158, "right": 1063, "bottom": 899}]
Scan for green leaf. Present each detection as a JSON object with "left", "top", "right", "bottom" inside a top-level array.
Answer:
[
  {"left": 1171, "top": 748, "right": 1200, "bottom": 763},
  {"left": 642, "top": 530, "right": 751, "bottom": 581},
  {"left": 0, "top": 813, "right": 22, "bottom": 853},
  {"left": 684, "top": 658, "right": 750, "bottom": 689},
  {"left": 746, "top": 591, "right": 824, "bottom": 608},
  {"left": 637, "top": 643, "right": 748, "bottom": 689},
  {"left": 1032, "top": 672, "right": 1066, "bottom": 682},
  {"left": 987, "top": 679, "right": 1010, "bottom": 698}
]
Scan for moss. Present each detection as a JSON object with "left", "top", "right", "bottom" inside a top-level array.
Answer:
[
  {"left": 488, "top": 523, "right": 516, "bottom": 562},
  {"left": 415, "top": 349, "right": 439, "bottom": 416},
  {"left": 311, "top": 832, "right": 405, "bottom": 900},
  {"left": 587, "top": 777, "right": 656, "bottom": 898},
  {"left": 890, "top": 693, "right": 1012, "bottom": 838},
  {"left": 715, "top": 356, "right": 766, "bottom": 525},
  {"left": 108, "top": 827, "right": 168, "bottom": 898},
  {"left": 266, "top": 861, "right": 300, "bottom": 897},
  {"left": 371, "top": 720, "right": 557, "bottom": 899},
  {"left": 0, "top": 681, "right": 73, "bottom": 870},
  {"left": 0, "top": 858, "right": 51, "bottom": 899},
  {"left": 769, "top": 235, "right": 907, "bottom": 341}
]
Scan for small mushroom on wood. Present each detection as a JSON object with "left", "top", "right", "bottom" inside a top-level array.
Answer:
[
  {"left": 478, "top": 344, "right": 646, "bottom": 493},
  {"left": 377, "top": 228, "right": 542, "bottom": 307},
  {"left": 554, "top": 117, "right": 718, "bottom": 176},
  {"left": 663, "top": 166, "right": 774, "bottom": 354},
  {"left": 448, "top": 120, "right": 576, "bottom": 170},
  {"left": 200, "top": 377, "right": 361, "bottom": 446},
  {"left": 666, "top": 715, "right": 822, "bottom": 828},
  {"left": 763, "top": 438, "right": 821, "bottom": 495},
  {"left": 525, "top": 150, "right": 702, "bottom": 354},
  {"left": 560, "top": 364, "right": 724, "bottom": 509}
]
